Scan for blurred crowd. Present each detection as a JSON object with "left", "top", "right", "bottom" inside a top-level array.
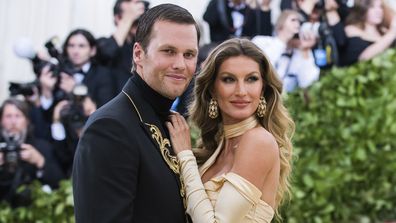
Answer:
[{"left": 1, "top": 0, "right": 395, "bottom": 206}]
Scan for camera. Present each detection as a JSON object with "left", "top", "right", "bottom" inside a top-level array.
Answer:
[
  {"left": 8, "top": 81, "right": 38, "bottom": 97},
  {"left": 32, "top": 38, "right": 75, "bottom": 78},
  {"left": 12, "top": 37, "right": 76, "bottom": 98},
  {"left": 59, "top": 85, "right": 90, "bottom": 131},
  {"left": 0, "top": 137, "right": 21, "bottom": 174},
  {"left": 140, "top": 0, "right": 150, "bottom": 12}
]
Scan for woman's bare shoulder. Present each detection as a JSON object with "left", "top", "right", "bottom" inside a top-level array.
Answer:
[
  {"left": 230, "top": 126, "right": 280, "bottom": 190},
  {"left": 240, "top": 127, "right": 279, "bottom": 156},
  {"left": 345, "top": 25, "right": 364, "bottom": 37}
]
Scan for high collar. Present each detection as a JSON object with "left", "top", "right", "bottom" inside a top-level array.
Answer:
[{"left": 131, "top": 72, "right": 174, "bottom": 121}]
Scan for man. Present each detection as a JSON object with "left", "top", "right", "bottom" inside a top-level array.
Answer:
[
  {"left": 0, "top": 98, "right": 63, "bottom": 205},
  {"left": 72, "top": 4, "right": 200, "bottom": 223},
  {"left": 96, "top": 0, "right": 146, "bottom": 92},
  {"left": 203, "top": 0, "right": 273, "bottom": 43}
]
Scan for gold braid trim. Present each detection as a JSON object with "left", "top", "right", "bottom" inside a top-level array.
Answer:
[
  {"left": 122, "top": 90, "right": 186, "bottom": 208},
  {"left": 146, "top": 123, "right": 186, "bottom": 202},
  {"left": 146, "top": 124, "right": 179, "bottom": 174}
]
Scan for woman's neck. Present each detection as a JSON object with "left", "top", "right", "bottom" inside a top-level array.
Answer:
[{"left": 223, "top": 116, "right": 258, "bottom": 139}]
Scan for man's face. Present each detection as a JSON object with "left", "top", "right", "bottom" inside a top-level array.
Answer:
[
  {"left": 66, "top": 34, "right": 95, "bottom": 68},
  {"left": 133, "top": 20, "right": 198, "bottom": 99},
  {"left": 1, "top": 104, "right": 28, "bottom": 136}
]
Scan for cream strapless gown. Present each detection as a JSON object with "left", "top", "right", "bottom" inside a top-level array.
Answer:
[{"left": 177, "top": 116, "right": 274, "bottom": 223}]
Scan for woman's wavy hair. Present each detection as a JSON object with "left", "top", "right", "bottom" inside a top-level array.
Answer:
[
  {"left": 345, "top": 0, "right": 390, "bottom": 34},
  {"left": 189, "top": 38, "right": 295, "bottom": 217}
]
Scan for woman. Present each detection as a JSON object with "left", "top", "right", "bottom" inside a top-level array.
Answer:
[
  {"left": 341, "top": 0, "right": 396, "bottom": 66},
  {"left": 166, "top": 38, "right": 294, "bottom": 222},
  {"left": 252, "top": 10, "right": 319, "bottom": 92}
]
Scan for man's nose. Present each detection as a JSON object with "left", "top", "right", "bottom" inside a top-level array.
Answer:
[{"left": 172, "top": 54, "right": 186, "bottom": 70}]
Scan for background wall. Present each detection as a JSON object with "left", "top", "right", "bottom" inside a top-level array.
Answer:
[
  {"left": 0, "top": 0, "right": 211, "bottom": 102},
  {"left": 1, "top": 0, "right": 395, "bottom": 102}
]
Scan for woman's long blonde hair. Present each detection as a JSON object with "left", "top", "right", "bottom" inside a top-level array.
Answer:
[{"left": 189, "top": 38, "right": 295, "bottom": 218}]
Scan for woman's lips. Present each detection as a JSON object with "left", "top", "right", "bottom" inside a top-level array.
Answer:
[{"left": 230, "top": 100, "right": 250, "bottom": 108}]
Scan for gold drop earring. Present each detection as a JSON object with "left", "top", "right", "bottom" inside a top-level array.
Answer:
[
  {"left": 208, "top": 98, "right": 219, "bottom": 119},
  {"left": 256, "top": 96, "right": 267, "bottom": 118}
]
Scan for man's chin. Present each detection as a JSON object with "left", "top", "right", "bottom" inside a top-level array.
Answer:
[{"left": 165, "top": 90, "right": 185, "bottom": 100}]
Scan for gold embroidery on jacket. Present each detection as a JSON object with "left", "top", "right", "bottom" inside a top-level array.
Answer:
[
  {"left": 122, "top": 90, "right": 186, "bottom": 208},
  {"left": 146, "top": 124, "right": 179, "bottom": 174}
]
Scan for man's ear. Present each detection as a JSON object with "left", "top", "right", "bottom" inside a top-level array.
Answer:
[
  {"left": 114, "top": 15, "right": 121, "bottom": 26},
  {"left": 133, "top": 42, "right": 144, "bottom": 66},
  {"left": 90, "top": 46, "right": 97, "bottom": 57}
]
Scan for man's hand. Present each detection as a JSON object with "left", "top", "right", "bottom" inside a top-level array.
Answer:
[
  {"left": 123, "top": 0, "right": 145, "bottom": 22},
  {"left": 53, "top": 100, "right": 69, "bottom": 123},
  {"left": 20, "top": 144, "right": 45, "bottom": 169},
  {"left": 39, "top": 65, "right": 57, "bottom": 99},
  {"left": 59, "top": 72, "right": 76, "bottom": 93},
  {"left": 82, "top": 96, "right": 97, "bottom": 116}
]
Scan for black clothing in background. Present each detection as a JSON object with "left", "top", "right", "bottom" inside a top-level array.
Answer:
[
  {"left": 52, "top": 129, "right": 79, "bottom": 178},
  {"left": 203, "top": 0, "right": 273, "bottom": 43},
  {"left": 83, "top": 64, "right": 115, "bottom": 108},
  {"left": 96, "top": 36, "right": 134, "bottom": 93},
  {"left": 73, "top": 73, "right": 187, "bottom": 223},
  {"left": 0, "top": 134, "right": 64, "bottom": 205},
  {"left": 340, "top": 37, "right": 373, "bottom": 66}
]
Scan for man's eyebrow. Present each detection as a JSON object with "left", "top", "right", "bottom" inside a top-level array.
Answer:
[{"left": 159, "top": 45, "right": 198, "bottom": 53}]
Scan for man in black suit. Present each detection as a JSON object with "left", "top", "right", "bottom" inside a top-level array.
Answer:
[
  {"left": 203, "top": 0, "right": 273, "bottom": 43},
  {"left": 96, "top": 0, "right": 146, "bottom": 92},
  {"left": 72, "top": 3, "right": 200, "bottom": 223}
]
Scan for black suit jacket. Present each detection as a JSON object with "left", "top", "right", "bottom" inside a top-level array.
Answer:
[
  {"left": 83, "top": 64, "right": 116, "bottom": 108},
  {"left": 72, "top": 76, "right": 186, "bottom": 223},
  {"left": 203, "top": 0, "right": 272, "bottom": 43},
  {"left": 96, "top": 36, "right": 134, "bottom": 92}
]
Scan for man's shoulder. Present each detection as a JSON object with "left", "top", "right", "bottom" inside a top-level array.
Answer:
[{"left": 86, "top": 93, "right": 139, "bottom": 126}]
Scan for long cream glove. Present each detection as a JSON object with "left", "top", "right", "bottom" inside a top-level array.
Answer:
[{"left": 177, "top": 150, "right": 273, "bottom": 223}]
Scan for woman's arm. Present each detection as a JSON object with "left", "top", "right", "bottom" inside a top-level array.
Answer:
[{"left": 167, "top": 114, "right": 278, "bottom": 222}]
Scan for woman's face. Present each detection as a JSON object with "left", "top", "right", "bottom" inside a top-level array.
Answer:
[
  {"left": 366, "top": 0, "right": 384, "bottom": 25},
  {"left": 282, "top": 13, "right": 301, "bottom": 36},
  {"left": 213, "top": 56, "right": 264, "bottom": 125},
  {"left": 66, "top": 34, "right": 95, "bottom": 68},
  {"left": 1, "top": 104, "right": 28, "bottom": 136}
]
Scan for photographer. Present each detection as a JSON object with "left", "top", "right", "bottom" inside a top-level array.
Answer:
[
  {"left": 252, "top": 10, "right": 320, "bottom": 92},
  {"left": 203, "top": 0, "right": 273, "bottom": 43},
  {"left": 96, "top": 0, "right": 146, "bottom": 92},
  {"left": 25, "top": 29, "right": 113, "bottom": 143},
  {"left": 60, "top": 29, "right": 115, "bottom": 108},
  {"left": 281, "top": 0, "right": 351, "bottom": 68},
  {"left": 0, "top": 98, "right": 63, "bottom": 205},
  {"left": 51, "top": 90, "right": 96, "bottom": 177}
]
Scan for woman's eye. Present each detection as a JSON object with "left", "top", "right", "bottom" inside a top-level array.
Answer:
[
  {"left": 247, "top": 76, "right": 259, "bottom": 82},
  {"left": 221, "top": 76, "right": 235, "bottom": 83}
]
